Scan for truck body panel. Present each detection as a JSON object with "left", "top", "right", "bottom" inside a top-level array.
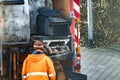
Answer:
[{"left": 53, "top": 0, "right": 70, "bottom": 19}]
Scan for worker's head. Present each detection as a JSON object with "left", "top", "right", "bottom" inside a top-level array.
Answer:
[{"left": 33, "top": 40, "right": 44, "bottom": 51}]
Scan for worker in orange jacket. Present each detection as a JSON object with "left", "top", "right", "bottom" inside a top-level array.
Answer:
[{"left": 22, "top": 40, "right": 56, "bottom": 80}]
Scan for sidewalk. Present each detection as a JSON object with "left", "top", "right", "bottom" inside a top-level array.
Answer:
[{"left": 81, "top": 46, "right": 120, "bottom": 80}]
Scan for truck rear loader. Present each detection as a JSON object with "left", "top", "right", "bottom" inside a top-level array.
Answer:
[{"left": 0, "top": 0, "right": 87, "bottom": 80}]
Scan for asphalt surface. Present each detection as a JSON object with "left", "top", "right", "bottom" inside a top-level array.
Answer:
[{"left": 81, "top": 46, "right": 120, "bottom": 80}]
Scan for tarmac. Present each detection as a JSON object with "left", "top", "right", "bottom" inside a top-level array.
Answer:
[{"left": 81, "top": 46, "right": 120, "bottom": 80}]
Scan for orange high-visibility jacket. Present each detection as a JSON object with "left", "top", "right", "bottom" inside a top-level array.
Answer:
[{"left": 22, "top": 53, "right": 56, "bottom": 80}]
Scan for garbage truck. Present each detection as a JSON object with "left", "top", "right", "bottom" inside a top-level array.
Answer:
[{"left": 0, "top": 0, "right": 86, "bottom": 80}]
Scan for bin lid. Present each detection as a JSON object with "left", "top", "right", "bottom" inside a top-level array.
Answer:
[
  {"left": 38, "top": 7, "right": 62, "bottom": 17},
  {"left": 48, "top": 17, "right": 68, "bottom": 23}
]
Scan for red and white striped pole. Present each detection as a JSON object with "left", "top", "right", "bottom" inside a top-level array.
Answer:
[
  {"left": 70, "top": 0, "right": 81, "bottom": 72},
  {"left": 73, "top": 0, "right": 80, "bottom": 22}
]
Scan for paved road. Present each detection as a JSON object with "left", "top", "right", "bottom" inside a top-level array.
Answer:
[{"left": 81, "top": 47, "right": 120, "bottom": 80}]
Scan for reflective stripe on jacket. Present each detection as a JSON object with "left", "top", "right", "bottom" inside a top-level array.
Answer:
[
  {"left": 22, "top": 51, "right": 56, "bottom": 80},
  {"left": 22, "top": 72, "right": 56, "bottom": 79}
]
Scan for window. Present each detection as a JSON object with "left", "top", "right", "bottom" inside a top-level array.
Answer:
[{"left": 3, "top": 0, "right": 24, "bottom": 5}]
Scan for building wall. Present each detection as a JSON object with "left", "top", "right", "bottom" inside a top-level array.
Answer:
[
  {"left": 0, "top": 6, "right": 4, "bottom": 41},
  {"left": 0, "top": 0, "right": 30, "bottom": 42}
]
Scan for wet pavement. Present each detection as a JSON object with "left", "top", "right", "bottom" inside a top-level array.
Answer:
[{"left": 81, "top": 46, "right": 120, "bottom": 80}]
